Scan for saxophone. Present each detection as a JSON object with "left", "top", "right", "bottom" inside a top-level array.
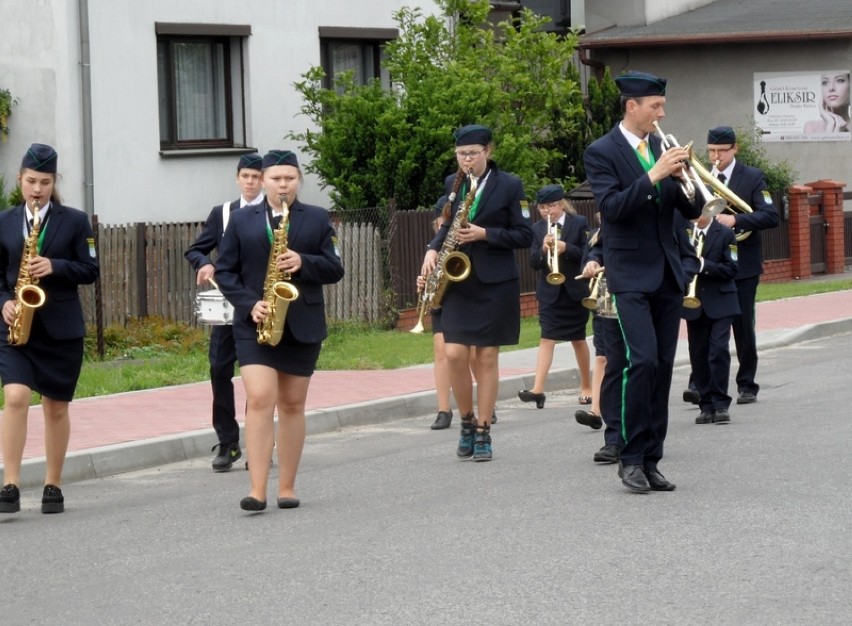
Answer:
[
  {"left": 256, "top": 197, "right": 300, "bottom": 346},
  {"left": 8, "top": 201, "right": 47, "bottom": 346},
  {"left": 410, "top": 171, "right": 476, "bottom": 333}
]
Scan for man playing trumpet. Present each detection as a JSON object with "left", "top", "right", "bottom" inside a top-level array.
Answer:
[
  {"left": 583, "top": 71, "right": 701, "bottom": 493},
  {"left": 705, "top": 126, "right": 779, "bottom": 406}
]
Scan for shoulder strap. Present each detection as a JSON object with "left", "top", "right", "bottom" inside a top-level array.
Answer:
[{"left": 221, "top": 201, "right": 232, "bottom": 232}]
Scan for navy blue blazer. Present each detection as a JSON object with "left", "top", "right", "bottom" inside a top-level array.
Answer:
[
  {"left": 680, "top": 220, "right": 740, "bottom": 321},
  {"left": 723, "top": 161, "right": 779, "bottom": 279},
  {"left": 0, "top": 202, "right": 99, "bottom": 340},
  {"left": 529, "top": 213, "right": 589, "bottom": 303},
  {"left": 428, "top": 164, "right": 533, "bottom": 283},
  {"left": 583, "top": 126, "right": 701, "bottom": 294},
  {"left": 214, "top": 198, "right": 344, "bottom": 344},
  {"left": 185, "top": 198, "right": 245, "bottom": 271}
]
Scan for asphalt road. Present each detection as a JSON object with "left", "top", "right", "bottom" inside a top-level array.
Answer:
[{"left": 2, "top": 332, "right": 851, "bottom": 626}]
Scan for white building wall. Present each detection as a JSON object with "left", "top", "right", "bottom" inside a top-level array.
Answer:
[{"left": 0, "top": 0, "right": 441, "bottom": 224}]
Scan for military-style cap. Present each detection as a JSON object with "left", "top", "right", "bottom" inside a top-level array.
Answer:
[
  {"left": 237, "top": 152, "right": 263, "bottom": 171},
  {"left": 262, "top": 149, "right": 299, "bottom": 169},
  {"left": 614, "top": 71, "right": 667, "bottom": 97},
  {"left": 535, "top": 184, "right": 565, "bottom": 205},
  {"left": 707, "top": 126, "right": 736, "bottom": 145},
  {"left": 454, "top": 124, "right": 492, "bottom": 147},
  {"left": 21, "top": 143, "right": 58, "bottom": 173}
]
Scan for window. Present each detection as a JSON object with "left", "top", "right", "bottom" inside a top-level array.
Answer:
[
  {"left": 319, "top": 27, "right": 397, "bottom": 91},
  {"left": 156, "top": 23, "right": 250, "bottom": 151}
]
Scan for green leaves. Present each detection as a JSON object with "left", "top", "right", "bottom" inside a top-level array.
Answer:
[{"left": 290, "top": 0, "right": 613, "bottom": 211}]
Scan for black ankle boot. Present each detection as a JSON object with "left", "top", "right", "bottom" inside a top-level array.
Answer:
[
  {"left": 457, "top": 414, "right": 476, "bottom": 459},
  {"left": 473, "top": 425, "right": 492, "bottom": 462}
]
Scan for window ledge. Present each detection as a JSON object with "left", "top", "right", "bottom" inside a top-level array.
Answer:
[{"left": 159, "top": 147, "right": 259, "bottom": 159}]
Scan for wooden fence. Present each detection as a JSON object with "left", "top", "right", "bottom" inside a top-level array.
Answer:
[
  {"left": 84, "top": 189, "right": 814, "bottom": 330},
  {"left": 86, "top": 218, "right": 384, "bottom": 328}
]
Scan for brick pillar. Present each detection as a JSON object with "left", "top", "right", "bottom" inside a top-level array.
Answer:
[
  {"left": 806, "top": 179, "right": 847, "bottom": 275},
  {"left": 786, "top": 185, "right": 813, "bottom": 280}
]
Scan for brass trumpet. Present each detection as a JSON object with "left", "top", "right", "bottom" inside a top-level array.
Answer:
[
  {"left": 683, "top": 230, "right": 704, "bottom": 309},
  {"left": 580, "top": 267, "right": 605, "bottom": 311},
  {"left": 545, "top": 214, "right": 565, "bottom": 285},
  {"left": 691, "top": 157, "right": 754, "bottom": 242},
  {"left": 652, "top": 121, "right": 727, "bottom": 220}
]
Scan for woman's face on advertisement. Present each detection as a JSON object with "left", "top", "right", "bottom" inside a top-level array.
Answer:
[{"left": 821, "top": 73, "right": 850, "bottom": 110}]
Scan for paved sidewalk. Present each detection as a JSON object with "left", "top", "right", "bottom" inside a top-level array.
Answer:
[{"left": 5, "top": 288, "right": 852, "bottom": 488}]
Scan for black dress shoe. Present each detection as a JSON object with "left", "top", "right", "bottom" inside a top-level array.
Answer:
[
  {"left": 593, "top": 444, "right": 620, "bottom": 464},
  {"left": 619, "top": 463, "right": 651, "bottom": 493},
  {"left": 575, "top": 409, "right": 603, "bottom": 430},
  {"left": 695, "top": 411, "right": 714, "bottom": 424},
  {"left": 644, "top": 468, "right": 676, "bottom": 491},
  {"left": 430, "top": 410, "right": 453, "bottom": 430},
  {"left": 737, "top": 392, "right": 757, "bottom": 405},
  {"left": 713, "top": 409, "right": 731, "bottom": 424},
  {"left": 41, "top": 484, "right": 65, "bottom": 514},
  {"left": 277, "top": 497, "right": 300, "bottom": 509},
  {"left": 240, "top": 496, "right": 267, "bottom": 511},
  {"left": 491, "top": 412, "right": 497, "bottom": 425},
  {"left": 518, "top": 389, "right": 546, "bottom": 409},
  {"left": 683, "top": 388, "right": 701, "bottom": 405},
  {"left": 0, "top": 484, "right": 21, "bottom": 513}
]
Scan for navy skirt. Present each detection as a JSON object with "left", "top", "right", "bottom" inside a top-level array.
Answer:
[
  {"left": 440, "top": 272, "right": 521, "bottom": 347},
  {"left": 235, "top": 323, "right": 321, "bottom": 377},
  {"left": 0, "top": 316, "right": 84, "bottom": 401},
  {"left": 539, "top": 289, "right": 589, "bottom": 342}
]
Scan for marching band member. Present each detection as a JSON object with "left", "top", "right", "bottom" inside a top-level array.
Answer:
[
  {"left": 419, "top": 124, "right": 532, "bottom": 462},
  {"left": 185, "top": 153, "right": 264, "bottom": 472},
  {"left": 583, "top": 72, "right": 701, "bottom": 493},
  {"left": 215, "top": 150, "right": 343, "bottom": 512},
  {"left": 706, "top": 126, "right": 779, "bottom": 405},
  {"left": 0, "top": 143, "right": 99, "bottom": 514},
  {"left": 678, "top": 212, "right": 739, "bottom": 425},
  {"left": 518, "top": 184, "right": 592, "bottom": 410}
]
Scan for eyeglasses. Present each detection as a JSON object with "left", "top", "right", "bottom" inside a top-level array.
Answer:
[
  {"left": 455, "top": 150, "right": 484, "bottom": 160},
  {"left": 707, "top": 145, "right": 735, "bottom": 154}
]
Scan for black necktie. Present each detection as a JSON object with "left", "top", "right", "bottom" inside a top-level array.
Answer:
[
  {"left": 717, "top": 173, "right": 727, "bottom": 184},
  {"left": 272, "top": 215, "right": 282, "bottom": 229}
]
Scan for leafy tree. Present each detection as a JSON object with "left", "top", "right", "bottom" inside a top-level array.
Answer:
[
  {"left": 0, "top": 88, "right": 14, "bottom": 142},
  {"left": 733, "top": 118, "right": 797, "bottom": 194},
  {"left": 290, "top": 0, "right": 588, "bottom": 213}
]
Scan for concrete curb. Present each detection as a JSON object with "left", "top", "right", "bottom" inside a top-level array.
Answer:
[{"left": 16, "top": 318, "right": 852, "bottom": 489}]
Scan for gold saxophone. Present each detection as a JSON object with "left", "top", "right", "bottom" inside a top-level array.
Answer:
[
  {"left": 410, "top": 171, "right": 475, "bottom": 334},
  {"left": 256, "top": 197, "right": 300, "bottom": 346},
  {"left": 9, "top": 201, "right": 47, "bottom": 346}
]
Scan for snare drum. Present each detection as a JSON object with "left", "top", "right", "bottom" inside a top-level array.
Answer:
[{"left": 195, "top": 289, "right": 234, "bottom": 326}]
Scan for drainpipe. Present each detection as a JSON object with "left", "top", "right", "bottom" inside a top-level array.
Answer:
[
  {"left": 78, "top": 0, "right": 94, "bottom": 217},
  {"left": 577, "top": 45, "right": 605, "bottom": 81}
]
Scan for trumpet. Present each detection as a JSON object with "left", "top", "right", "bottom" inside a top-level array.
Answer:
[
  {"left": 691, "top": 156, "right": 754, "bottom": 241},
  {"left": 683, "top": 230, "right": 704, "bottom": 309},
  {"left": 577, "top": 268, "right": 616, "bottom": 318},
  {"left": 545, "top": 214, "right": 565, "bottom": 285},
  {"left": 652, "top": 122, "right": 727, "bottom": 220},
  {"left": 580, "top": 267, "right": 605, "bottom": 311}
]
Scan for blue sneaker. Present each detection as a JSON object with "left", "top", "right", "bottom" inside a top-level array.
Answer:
[
  {"left": 473, "top": 426, "right": 492, "bottom": 462},
  {"left": 457, "top": 414, "right": 477, "bottom": 459}
]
